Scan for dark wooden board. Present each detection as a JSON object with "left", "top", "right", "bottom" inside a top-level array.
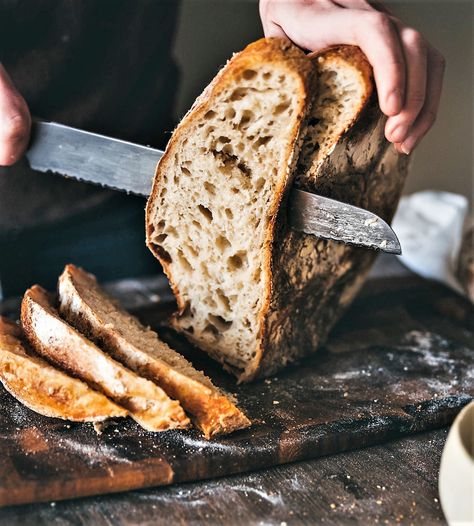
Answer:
[
  {"left": 0, "top": 429, "right": 448, "bottom": 525},
  {"left": 0, "top": 274, "right": 472, "bottom": 507}
]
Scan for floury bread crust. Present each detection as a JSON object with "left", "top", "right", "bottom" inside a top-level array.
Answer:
[
  {"left": 0, "top": 317, "right": 127, "bottom": 422},
  {"left": 57, "top": 264, "right": 250, "bottom": 438},
  {"left": 146, "top": 39, "right": 410, "bottom": 381}
]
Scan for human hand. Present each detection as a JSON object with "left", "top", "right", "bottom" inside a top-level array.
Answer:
[
  {"left": 259, "top": 0, "right": 445, "bottom": 154},
  {"left": 0, "top": 63, "right": 31, "bottom": 166}
]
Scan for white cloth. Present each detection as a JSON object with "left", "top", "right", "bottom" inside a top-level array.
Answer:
[{"left": 392, "top": 191, "right": 469, "bottom": 295}]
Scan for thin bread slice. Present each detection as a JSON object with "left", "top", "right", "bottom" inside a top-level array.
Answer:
[
  {"left": 21, "top": 286, "right": 190, "bottom": 432},
  {"left": 58, "top": 264, "right": 250, "bottom": 438},
  {"left": 0, "top": 317, "right": 127, "bottom": 422}
]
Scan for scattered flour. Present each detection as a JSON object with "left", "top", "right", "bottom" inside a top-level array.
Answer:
[{"left": 400, "top": 330, "right": 457, "bottom": 368}]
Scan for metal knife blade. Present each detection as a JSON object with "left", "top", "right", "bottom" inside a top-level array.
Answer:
[
  {"left": 288, "top": 190, "right": 401, "bottom": 254},
  {"left": 25, "top": 120, "right": 401, "bottom": 254},
  {"left": 26, "top": 120, "right": 162, "bottom": 197}
]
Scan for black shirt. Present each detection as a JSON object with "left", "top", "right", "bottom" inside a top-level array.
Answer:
[{"left": 0, "top": 0, "right": 180, "bottom": 229}]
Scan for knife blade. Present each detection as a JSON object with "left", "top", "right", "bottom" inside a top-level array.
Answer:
[{"left": 25, "top": 120, "right": 401, "bottom": 255}]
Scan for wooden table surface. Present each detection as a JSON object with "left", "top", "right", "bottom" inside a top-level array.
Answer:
[{"left": 0, "top": 256, "right": 452, "bottom": 524}]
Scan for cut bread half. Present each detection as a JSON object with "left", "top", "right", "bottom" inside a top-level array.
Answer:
[
  {"left": 0, "top": 316, "right": 127, "bottom": 422},
  {"left": 146, "top": 39, "right": 407, "bottom": 381},
  {"left": 21, "top": 286, "right": 190, "bottom": 432},
  {"left": 146, "top": 38, "right": 409, "bottom": 381},
  {"left": 57, "top": 264, "right": 250, "bottom": 438},
  {"left": 146, "top": 38, "right": 313, "bottom": 378}
]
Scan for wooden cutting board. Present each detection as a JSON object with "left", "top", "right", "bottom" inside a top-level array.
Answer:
[{"left": 0, "top": 273, "right": 472, "bottom": 507}]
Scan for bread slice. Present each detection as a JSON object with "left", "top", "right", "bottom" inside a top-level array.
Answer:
[
  {"left": 57, "top": 264, "right": 250, "bottom": 438},
  {"left": 146, "top": 38, "right": 409, "bottom": 381},
  {"left": 21, "top": 286, "right": 190, "bottom": 431},
  {"left": 0, "top": 316, "right": 127, "bottom": 422}
]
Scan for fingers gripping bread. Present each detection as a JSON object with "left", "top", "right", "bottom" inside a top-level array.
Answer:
[
  {"left": 0, "top": 317, "right": 127, "bottom": 422},
  {"left": 21, "top": 286, "right": 190, "bottom": 432},
  {"left": 58, "top": 264, "right": 250, "bottom": 438},
  {"left": 145, "top": 38, "right": 409, "bottom": 381}
]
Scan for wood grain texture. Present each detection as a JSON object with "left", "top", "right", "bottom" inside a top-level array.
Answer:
[
  {"left": 0, "top": 429, "right": 448, "bottom": 525},
  {"left": 0, "top": 266, "right": 472, "bottom": 508}
]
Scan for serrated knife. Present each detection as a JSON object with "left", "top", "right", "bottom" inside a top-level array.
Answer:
[{"left": 25, "top": 120, "right": 401, "bottom": 254}]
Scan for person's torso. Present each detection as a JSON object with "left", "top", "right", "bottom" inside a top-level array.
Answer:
[{"left": 0, "top": 0, "right": 180, "bottom": 230}]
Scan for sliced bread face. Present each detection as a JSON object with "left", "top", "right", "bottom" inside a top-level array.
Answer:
[
  {"left": 146, "top": 38, "right": 314, "bottom": 375},
  {"left": 21, "top": 286, "right": 190, "bottom": 432},
  {"left": 58, "top": 264, "right": 250, "bottom": 438},
  {"left": 0, "top": 317, "right": 127, "bottom": 422}
]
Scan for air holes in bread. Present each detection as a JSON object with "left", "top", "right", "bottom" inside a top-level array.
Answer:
[
  {"left": 227, "top": 252, "right": 247, "bottom": 271},
  {"left": 216, "top": 235, "right": 231, "bottom": 252},
  {"left": 155, "top": 233, "right": 168, "bottom": 243},
  {"left": 242, "top": 69, "right": 257, "bottom": 80},
  {"left": 254, "top": 177, "right": 265, "bottom": 191},
  {"left": 208, "top": 314, "right": 233, "bottom": 332},
  {"left": 198, "top": 205, "right": 213, "bottom": 222},
  {"left": 229, "top": 88, "right": 247, "bottom": 101},
  {"left": 203, "top": 323, "right": 219, "bottom": 339},
  {"left": 177, "top": 250, "right": 192, "bottom": 272},
  {"left": 274, "top": 100, "right": 291, "bottom": 115},
  {"left": 226, "top": 108, "right": 236, "bottom": 120},
  {"left": 204, "top": 110, "right": 216, "bottom": 120},
  {"left": 216, "top": 288, "right": 231, "bottom": 312},
  {"left": 152, "top": 244, "right": 172, "bottom": 264},
  {"left": 204, "top": 181, "right": 216, "bottom": 195},
  {"left": 239, "top": 110, "right": 254, "bottom": 129},
  {"left": 254, "top": 136, "right": 272, "bottom": 149}
]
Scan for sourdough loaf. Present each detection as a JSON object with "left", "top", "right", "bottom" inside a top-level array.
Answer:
[
  {"left": 146, "top": 38, "right": 409, "bottom": 381},
  {"left": 0, "top": 317, "right": 127, "bottom": 422},
  {"left": 21, "top": 286, "right": 190, "bottom": 431},
  {"left": 58, "top": 264, "right": 250, "bottom": 438}
]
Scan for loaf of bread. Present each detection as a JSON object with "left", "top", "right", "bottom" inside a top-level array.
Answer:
[
  {"left": 57, "top": 264, "right": 250, "bottom": 438},
  {"left": 146, "top": 38, "right": 409, "bottom": 381},
  {"left": 0, "top": 317, "right": 127, "bottom": 422},
  {"left": 21, "top": 286, "right": 190, "bottom": 431}
]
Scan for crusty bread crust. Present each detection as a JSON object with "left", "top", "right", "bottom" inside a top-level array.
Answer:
[
  {"left": 0, "top": 317, "right": 127, "bottom": 422},
  {"left": 58, "top": 264, "right": 250, "bottom": 438},
  {"left": 21, "top": 286, "right": 190, "bottom": 432},
  {"left": 252, "top": 46, "right": 410, "bottom": 380},
  {"left": 246, "top": 45, "right": 377, "bottom": 380}
]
